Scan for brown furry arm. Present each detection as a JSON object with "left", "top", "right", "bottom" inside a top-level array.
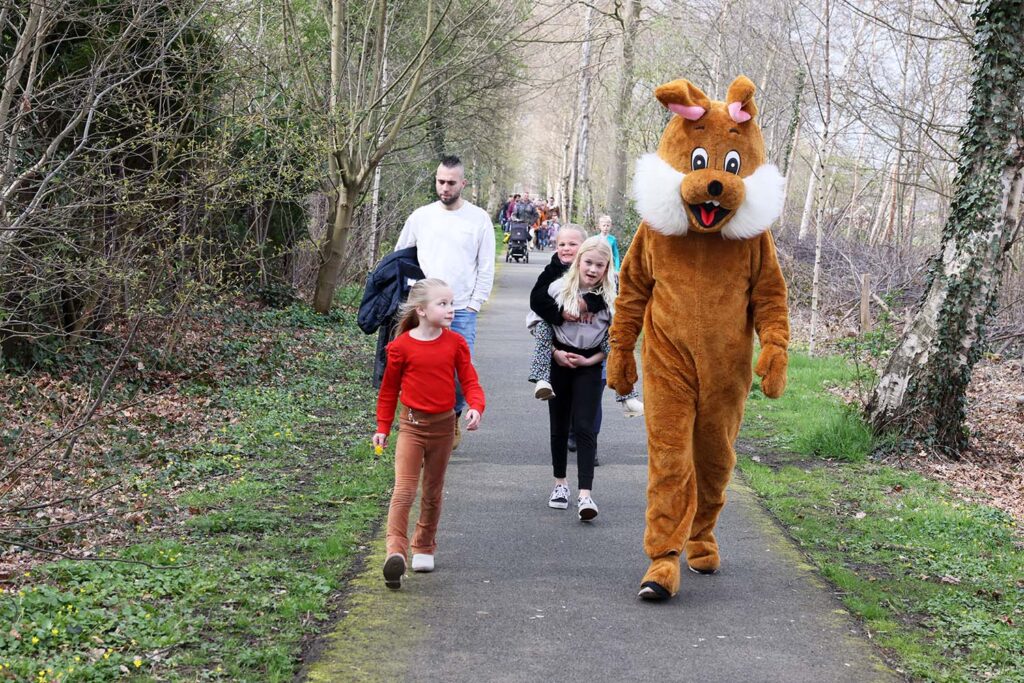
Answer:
[
  {"left": 751, "top": 231, "right": 790, "bottom": 398},
  {"left": 607, "top": 223, "right": 655, "bottom": 395}
]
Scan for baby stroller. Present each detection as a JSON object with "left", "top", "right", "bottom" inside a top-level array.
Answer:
[{"left": 505, "top": 221, "right": 530, "bottom": 263}]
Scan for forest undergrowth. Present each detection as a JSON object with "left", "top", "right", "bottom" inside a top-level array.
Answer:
[{"left": 0, "top": 289, "right": 392, "bottom": 681}]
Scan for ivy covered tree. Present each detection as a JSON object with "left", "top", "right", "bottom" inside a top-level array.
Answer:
[{"left": 866, "top": 0, "right": 1024, "bottom": 455}]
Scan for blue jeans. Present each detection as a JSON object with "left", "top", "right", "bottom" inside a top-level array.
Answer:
[{"left": 450, "top": 308, "right": 478, "bottom": 414}]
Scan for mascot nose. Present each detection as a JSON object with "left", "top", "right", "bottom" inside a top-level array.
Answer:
[{"left": 708, "top": 180, "right": 723, "bottom": 197}]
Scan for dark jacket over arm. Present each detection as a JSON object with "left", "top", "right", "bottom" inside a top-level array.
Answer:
[{"left": 357, "top": 246, "right": 424, "bottom": 387}]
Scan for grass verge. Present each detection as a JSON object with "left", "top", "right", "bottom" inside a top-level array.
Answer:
[
  {"left": 740, "top": 348, "right": 1024, "bottom": 682},
  {"left": 0, "top": 297, "right": 394, "bottom": 681}
]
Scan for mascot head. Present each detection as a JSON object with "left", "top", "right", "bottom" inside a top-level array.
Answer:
[{"left": 633, "top": 75, "right": 785, "bottom": 239}]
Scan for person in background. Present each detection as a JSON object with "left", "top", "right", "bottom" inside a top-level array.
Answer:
[
  {"left": 597, "top": 214, "right": 621, "bottom": 271},
  {"left": 394, "top": 155, "right": 495, "bottom": 449}
]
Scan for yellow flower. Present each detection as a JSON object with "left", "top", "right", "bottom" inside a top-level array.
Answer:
[
  {"left": 31, "top": 636, "right": 40, "bottom": 644},
  {"left": 374, "top": 445, "right": 383, "bottom": 456},
  {"left": 51, "top": 628, "right": 58, "bottom": 635},
  {"left": 133, "top": 658, "right": 142, "bottom": 668}
]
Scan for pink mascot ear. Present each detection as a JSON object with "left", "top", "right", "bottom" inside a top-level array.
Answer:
[
  {"left": 655, "top": 79, "right": 712, "bottom": 121},
  {"left": 727, "top": 102, "right": 751, "bottom": 123},
  {"left": 667, "top": 103, "right": 706, "bottom": 120},
  {"left": 726, "top": 75, "right": 758, "bottom": 123}
]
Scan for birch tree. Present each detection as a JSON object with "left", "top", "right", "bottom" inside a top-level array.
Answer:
[
  {"left": 607, "top": 0, "right": 640, "bottom": 225},
  {"left": 866, "top": 0, "right": 1024, "bottom": 455}
]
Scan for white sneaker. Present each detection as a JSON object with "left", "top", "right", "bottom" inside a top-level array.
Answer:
[
  {"left": 548, "top": 483, "right": 570, "bottom": 509},
  {"left": 411, "top": 554, "right": 435, "bottom": 572},
  {"left": 622, "top": 397, "right": 644, "bottom": 417},
  {"left": 577, "top": 494, "right": 598, "bottom": 521},
  {"left": 534, "top": 380, "right": 555, "bottom": 401}
]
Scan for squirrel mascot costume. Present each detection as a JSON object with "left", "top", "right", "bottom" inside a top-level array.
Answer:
[{"left": 607, "top": 75, "right": 790, "bottom": 601}]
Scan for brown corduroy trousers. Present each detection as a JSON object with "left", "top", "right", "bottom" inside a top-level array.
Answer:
[{"left": 385, "top": 407, "right": 456, "bottom": 558}]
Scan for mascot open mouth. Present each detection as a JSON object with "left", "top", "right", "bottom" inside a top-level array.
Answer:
[{"left": 689, "top": 201, "right": 731, "bottom": 229}]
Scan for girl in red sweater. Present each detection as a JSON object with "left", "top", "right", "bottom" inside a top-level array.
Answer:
[{"left": 373, "top": 278, "right": 486, "bottom": 589}]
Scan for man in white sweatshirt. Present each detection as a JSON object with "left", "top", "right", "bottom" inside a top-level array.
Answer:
[{"left": 395, "top": 155, "right": 495, "bottom": 428}]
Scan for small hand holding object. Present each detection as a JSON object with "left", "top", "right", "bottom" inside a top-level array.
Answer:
[
  {"left": 372, "top": 433, "right": 387, "bottom": 455},
  {"left": 754, "top": 344, "right": 788, "bottom": 399},
  {"left": 464, "top": 409, "right": 482, "bottom": 431}
]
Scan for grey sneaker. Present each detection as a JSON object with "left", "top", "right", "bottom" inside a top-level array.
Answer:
[
  {"left": 548, "top": 483, "right": 570, "bottom": 509},
  {"left": 577, "top": 494, "right": 598, "bottom": 521},
  {"left": 383, "top": 553, "right": 406, "bottom": 589}
]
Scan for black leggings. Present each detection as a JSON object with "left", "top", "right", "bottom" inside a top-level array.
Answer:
[{"left": 549, "top": 358, "right": 603, "bottom": 490}]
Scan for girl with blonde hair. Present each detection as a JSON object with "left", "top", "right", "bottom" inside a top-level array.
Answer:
[
  {"left": 374, "top": 278, "right": 486, "bottom": 589},
  {"left": 531, "top": 236, "right": 628, "bottom": 520}
]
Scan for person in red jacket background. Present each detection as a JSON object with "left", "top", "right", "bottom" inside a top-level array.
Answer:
[{"left": 373, "top": 278, "right": 486, "bottom": 590}]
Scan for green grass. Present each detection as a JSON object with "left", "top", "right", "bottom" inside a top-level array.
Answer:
[
  {"left": 740, "top": 348, "right": 1024, "bottom": 682},
  {"left": 745, "top": 348, "right": 877, "bottom": 461},
  {"left": 0, "top": 293, "right": 395, "bottom": 681}
]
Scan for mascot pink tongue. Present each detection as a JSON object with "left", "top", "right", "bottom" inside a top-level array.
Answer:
[{"left": 607, "top": 75, "right": 790, "bottom": 601}]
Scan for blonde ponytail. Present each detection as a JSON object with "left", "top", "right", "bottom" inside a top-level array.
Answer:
[{"left": 393, "top": 278, "right": 450, "bottom": 337}]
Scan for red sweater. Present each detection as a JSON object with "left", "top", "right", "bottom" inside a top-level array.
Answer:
[{"left": 376, "top": 328, "right": 486, "bottom": 435}]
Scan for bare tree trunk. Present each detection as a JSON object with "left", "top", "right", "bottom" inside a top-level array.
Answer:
[
  {"left": 368, "top": 17, "right": 390, "bottom": 268},
  {"left": 314, "top": 184, "right": 356, "bottom": 312},
  {"left": 567, "top": 3, "right": 594, "bottom": 223},
  {"left": 808, "top": 0, "right": 831, "bottom": 354},
  {"left": 868, "top": 162, "right": 896, "bottom": 245},
  {"left": 558, "top": 112, "right": 574, "bottom": 213},
  {"left": 797, "top": 10, "right": 866, "bottom": 240},
  {"left": 607, "top": 0, "right": 640, "bottom": 224},
  {"left": 867, "top": 0, "right": 1024, "bottom": 455},
  {"left": 312, "top": 0, "right": 433, "bottom": 312}
]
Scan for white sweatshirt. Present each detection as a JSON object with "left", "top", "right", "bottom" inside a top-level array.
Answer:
[{"left": 394, "top": 201, "right": 496, "bottom": 311}]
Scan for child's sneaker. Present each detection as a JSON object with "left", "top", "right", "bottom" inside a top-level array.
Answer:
[
  {"left": 577, "top": 494, "right": 598, "bottom": 521},
  {"left": 548, "top": 483, "right": 570, "bottom": 509},
  {"left": 622, "top": 397, "right": 645, "bottom": 417},
  {"left": 534, "top": 380, "right": 555, "bottom": 400},
  {"left": 383, "top": 553, "right": 406, "bottom": 589},
  {"left": 411, "top": 554, "right": 435, "bottom": 572}
]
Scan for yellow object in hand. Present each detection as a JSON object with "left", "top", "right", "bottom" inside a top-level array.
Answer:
[{"left": 374, "top": 444, "right": 384, "bottom": 456}]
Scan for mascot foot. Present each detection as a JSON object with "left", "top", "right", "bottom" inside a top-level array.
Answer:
[
  {"left": 637, "top": 556, "right": 680, "bottom": 601},
  {"left": 686, "top": 553, "right": 720, "bottom": 575}
]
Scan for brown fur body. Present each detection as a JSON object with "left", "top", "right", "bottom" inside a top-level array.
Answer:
[{"left": 608, "top": 76, "right": 789, "bottom": 599}]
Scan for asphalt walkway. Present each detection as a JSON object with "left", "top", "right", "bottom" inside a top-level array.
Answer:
[{"left": 302, "top": 254, "right": 899, "bottom": 683}]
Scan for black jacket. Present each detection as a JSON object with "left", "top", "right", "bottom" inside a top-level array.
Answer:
[
  {"left": 357, "top": 247, "right": 425, "bottom": 387},
  {"left": 530, "top": 253, "right": 607, "bottom": 327}
]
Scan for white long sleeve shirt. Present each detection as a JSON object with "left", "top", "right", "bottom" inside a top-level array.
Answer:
[{"left": 394, "top": 200, "right": 495, "bottom": 311}]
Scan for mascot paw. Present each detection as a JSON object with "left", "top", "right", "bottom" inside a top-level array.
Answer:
[
  {"left": 755, "top": 344, "right": 788, "bottom": 399},
  {"left": 687, "top": 555, "right": 720, "bottom": 575},
  {"left": 607, "top": 348, "right": 638, "bottom": 397},
  {"left": 637, "top": 556, "right": 680, "bottom": 601}
]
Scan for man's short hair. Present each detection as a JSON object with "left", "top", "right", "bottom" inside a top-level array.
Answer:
[{"left": 439, "top": 154, "right": 462, "bottom": 169}]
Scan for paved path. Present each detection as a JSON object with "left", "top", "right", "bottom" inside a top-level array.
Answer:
[{"left": 303, "top": 255, "right": 899, "bottom": 683}]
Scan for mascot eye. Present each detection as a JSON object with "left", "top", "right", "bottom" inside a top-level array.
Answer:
[
  {"left": 725, "top": 150, "right": 741, "bottom": 175},
  {"left": 691, "top": 148, "right": 708, "bottom": 171}
]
